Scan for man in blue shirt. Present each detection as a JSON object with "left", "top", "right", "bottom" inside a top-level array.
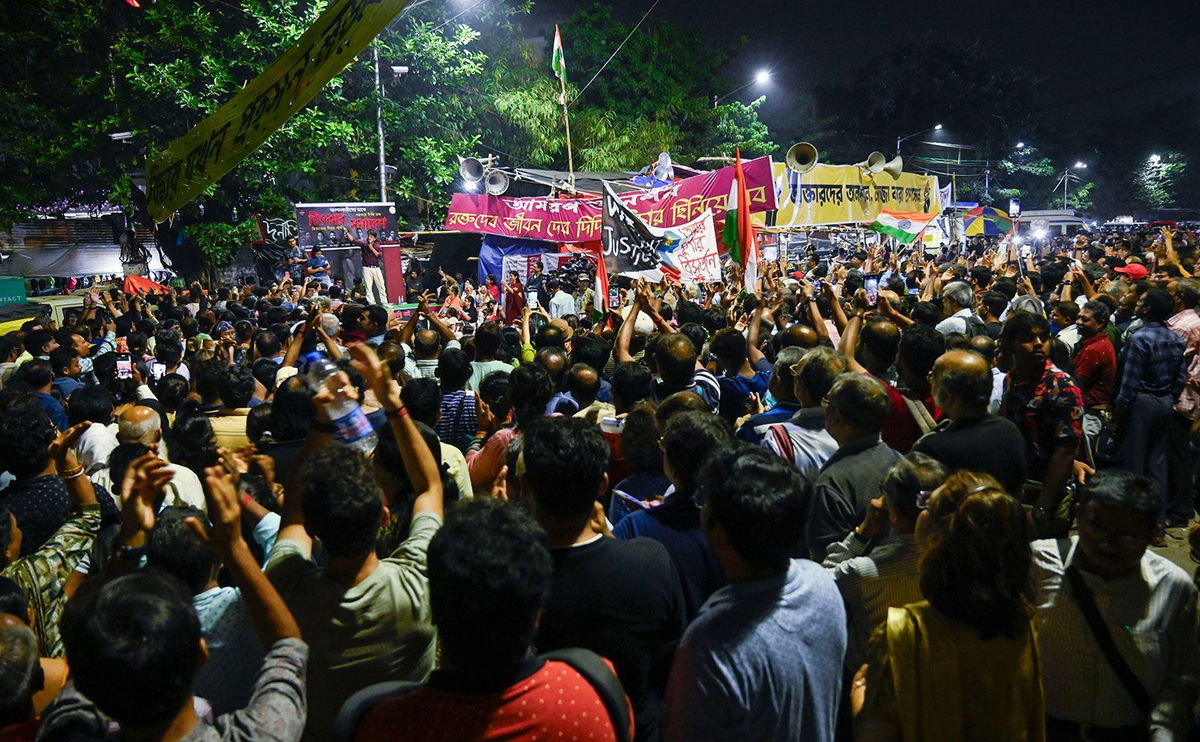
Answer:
[
  {"left": 666, "top": 444, "right": 846, "bottom": 742},
  {"left": 710, "top": 327, "right": 772, "bottom": 424},
  {"left": 304, "top": 246, "right": 332, "bottom": 288},
  {"left": 49, "top": 346, "right": 85, "bottom": 401},
  {"left": 735, "top": 346, "right": 806, "bottom": 443}
]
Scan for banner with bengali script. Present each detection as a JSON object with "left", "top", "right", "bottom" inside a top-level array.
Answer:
[
  {"left": 659, "top": 211, "right": 721, "bottom": 283},
  {"left": 146, "top": 0, "right": 412, "bottom": 222},
  {"left": 763, "top": 163, "right": 943, "bottom": 228},
  {"left": 294, "top": 202, "right": 400, "bottom": 249},
  {"left": 447, "top": 156, "right": 776, "bottom": 243}
]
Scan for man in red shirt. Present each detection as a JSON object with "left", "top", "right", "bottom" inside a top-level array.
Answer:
[
  {"left": 355, "top": 500, "right": 632, "bottom": 742},
  {"left": 1073, "top": 300, "right": 1117, "bottom": 409}
]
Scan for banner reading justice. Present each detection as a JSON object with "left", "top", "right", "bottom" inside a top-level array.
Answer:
[
  {"left": 763, "top": 163, "right": 943, "bottom": 228},
  {"left": 446, "top": 156, "right": 776, "bottom": 243}
]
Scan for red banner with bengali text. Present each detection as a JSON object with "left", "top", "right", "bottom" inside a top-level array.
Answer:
[{"left": 446, "top": 157, "right": 776, "bottom": 243}]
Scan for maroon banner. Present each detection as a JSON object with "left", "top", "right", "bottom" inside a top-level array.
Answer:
[{"left": 446, "top": 156, "right": 776, "bottom": 243}]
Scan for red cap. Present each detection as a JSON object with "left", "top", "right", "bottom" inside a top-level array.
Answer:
[{"left": 1114, "top": 263, "right": 1149, "bottom": 280}]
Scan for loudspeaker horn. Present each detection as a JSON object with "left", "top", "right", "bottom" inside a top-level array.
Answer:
[
  {"left": 484, "top": 169, "right": 510, "bottom": 195},
  {"left": 785, "top": 142, "right": 818, "bottom": 174},
  {"left": 857, "top": 151, "right": 887, "bottom": 173},
  {"left": 459, "top": 156, "right": 485, "bottom": 183},
  {"left": 881, "top": 155, "right": 904, "bottom": 179}
]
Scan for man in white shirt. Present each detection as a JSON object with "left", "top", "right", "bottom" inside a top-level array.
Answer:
[
  {"left": 548, "top": 279, "right": 576, "bottom": 319},
  {"left": 1050, "top": 300, "right": 1082, "bottom": 353},
  {"left": 1031, "top": 469, "right": 1199, "bottom": 740},
  {"left": 104, "top": 405, "right": 207, "bottom": 512},
  {"left": 935, "top": 280, "right": 976, "bottom": 336}
]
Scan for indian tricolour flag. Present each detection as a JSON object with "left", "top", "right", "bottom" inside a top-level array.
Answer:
[
  {"left": 868, "top": 209, "right": 939, "bottom": 244},
  {"left": 551, "top": 25, "right": 566, "bottom": 84}
]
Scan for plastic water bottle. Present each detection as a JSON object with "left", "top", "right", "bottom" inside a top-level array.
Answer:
[{"left": 307, "top": 357, "right": 378, "bottom": 454}]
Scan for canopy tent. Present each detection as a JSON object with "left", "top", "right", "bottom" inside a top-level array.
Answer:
[{"left": 964, "top": 206, "right": 1014, "bottom": 235}]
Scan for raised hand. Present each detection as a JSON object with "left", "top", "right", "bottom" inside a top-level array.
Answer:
[
  {"left": 50, "top": 421, "right": 91, "bottom": 475},
  {"left": 187, "top": 466, "right": 245, "bottom": 556},
  {"left": 118, "top": 453, "right": 174, "bottom": 540},
  {"left": 348, "top": 342, "right": 399, "bottom": 411}
]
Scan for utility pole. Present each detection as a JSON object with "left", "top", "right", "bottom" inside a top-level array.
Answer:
[{"left": 373, "top": 44, "right": 387, "bottom": 203}]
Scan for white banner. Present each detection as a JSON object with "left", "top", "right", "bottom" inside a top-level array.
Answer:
[{"left": 658, "top": 210, "right": 721, "bottom": 283}]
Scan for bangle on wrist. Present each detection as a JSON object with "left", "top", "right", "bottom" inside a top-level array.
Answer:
[
  {"left": 240, "top": 492, "right": 253, "bottom": 508},
  {"left": 385, "top": 406, "right": 409, "bottom": 419},
  {"left": 61, "top": 464, "right": 85, "bottom": 480}
]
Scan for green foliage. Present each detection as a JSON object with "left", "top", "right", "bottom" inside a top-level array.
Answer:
[
  {"left": 0, "top": 0, "right": 775, "bottom": 238},
  {"left": 1052, "top": 181, "right": 1095, "bottom": 212},
  {"left": 188, "top": 220, "right": 256, "bottom": 266},
  {"left": 1134, "top": 153, "right": 1187, "bottom": 209}
]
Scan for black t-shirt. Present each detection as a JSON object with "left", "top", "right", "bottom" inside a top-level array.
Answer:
[
  {"left": 537, "top": 535, "right": 686, "bottom": 742},
  {"left": 911, "top": 414, "right": 1028, "bottom": 494}
]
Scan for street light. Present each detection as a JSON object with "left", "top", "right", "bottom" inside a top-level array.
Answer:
[
  {"left": 895, "top": 123, "right": 943, "bottom": 155},
  {"left": 713, "top": 70, "right": 771, "bottom": 107},
  {"left": 1149, "top": 154, "right": 1162, "bottom": 163},
  {"left": 1057, "top": 161, "right": 1087, "bottom": 207},
  {"left": 1016, "top": 141, "right": 1025, "bottom": 149},
  {"left": 373, "top": 47, "right": 410, "bottom": 203}
]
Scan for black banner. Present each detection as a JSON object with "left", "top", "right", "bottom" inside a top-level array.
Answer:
[
  {"left": 600, "top": 183, "right": 663, "bottom": 279},
  {"left": 294, "top": 202, "right": 401, "bottom": 249}
]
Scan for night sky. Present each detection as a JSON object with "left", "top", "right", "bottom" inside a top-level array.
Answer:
[{"left": 533, "top": 0, "right": 1200, "bottom": 135}]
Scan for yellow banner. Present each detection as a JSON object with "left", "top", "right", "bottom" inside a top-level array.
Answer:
[
  {"left": 757, "top": 163, "right": 942, "bottom": 228},
  {"left": 146, "top": 0, "right": 411, "bottom": 223}
]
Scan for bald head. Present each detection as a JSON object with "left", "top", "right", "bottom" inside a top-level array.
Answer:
[
  {"left": 931, "top": 350, "right": 993, "bottom": 418},
  {"left": 118, "top": 405, "right": 162, "bottom": 447},
  {"left": 779, "top": 324, "right": 820, "bottom": 350},
  {"left": 536, "top": 347, "right": 569, "bottom": 388},
  {"left": 566, "top": 363, "right": 600, "bottom": 406},
  {"left": 413, "top": 329, "right": 441, "bottom": 359}
]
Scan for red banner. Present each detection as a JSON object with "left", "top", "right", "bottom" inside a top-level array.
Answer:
[{"left": 446, "top": 157, "right": 777, "bottom": 243}]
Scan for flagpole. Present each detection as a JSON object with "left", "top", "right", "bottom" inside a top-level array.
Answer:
[{"left": 560, "top": 76, "right": 575, "bottom": 192}]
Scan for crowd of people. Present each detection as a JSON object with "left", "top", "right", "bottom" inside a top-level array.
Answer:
[{"left": 0, "top": 224, "right": 1199, "bottom": 741}]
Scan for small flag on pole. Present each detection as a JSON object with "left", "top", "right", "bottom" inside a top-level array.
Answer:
[{"left": 551, "top": 25, "right": 567, "bottom": 84}]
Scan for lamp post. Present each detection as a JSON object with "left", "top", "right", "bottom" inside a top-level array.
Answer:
[
  {"left": 1057, "top": 161, "right": 1087, "bottom": 208},
  {"left": 712, "top": 70, "right": 771, "bottom": 108},
  {"left": 895, "top": 123, "right": 942, "bottom": 155},
  {"left": 373, "top": 46, "right": 410, "bottom": 203}
]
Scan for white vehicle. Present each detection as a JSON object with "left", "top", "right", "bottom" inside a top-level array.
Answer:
[{"left": 1016, "top": 210, "right": 1088, "bottom": 237}]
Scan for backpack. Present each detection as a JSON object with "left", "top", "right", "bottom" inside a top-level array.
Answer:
[{"left": 962, "top": 313, "right": 989, "bottom": 339}]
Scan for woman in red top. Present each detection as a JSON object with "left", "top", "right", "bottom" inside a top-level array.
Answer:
[{"left": 502, "top": 271, "right": 526, "bottom": 326}]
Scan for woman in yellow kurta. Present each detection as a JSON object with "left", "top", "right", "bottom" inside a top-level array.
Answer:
[{"left": 854, "top": 471, "right": 1046, "bottom": 742}]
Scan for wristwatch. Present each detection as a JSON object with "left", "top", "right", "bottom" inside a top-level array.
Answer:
[{"left": 1032, "top": 504, "right": 1053, "bottom": 520}]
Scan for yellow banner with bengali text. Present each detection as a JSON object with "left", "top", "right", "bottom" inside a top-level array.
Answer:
[
  {"left": 758, "top": 163, "right": 942, "bottom": 228},
  {"left": 146, "top": 0, "right": 411, "bottom": 223}
]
